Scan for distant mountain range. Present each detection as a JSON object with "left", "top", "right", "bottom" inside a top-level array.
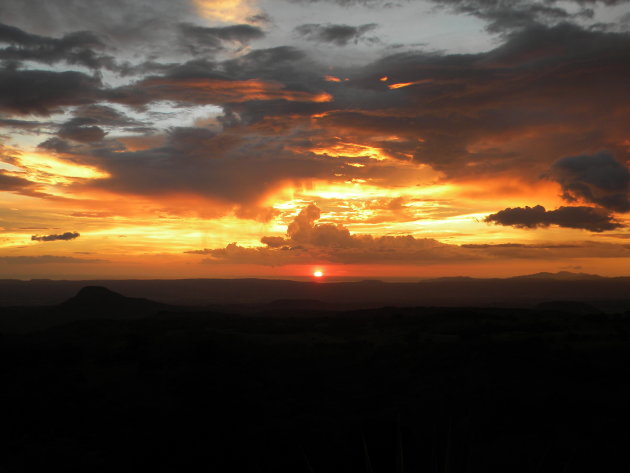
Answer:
[
  {"left": 0, "top": 272, "right": 627, "bottom": 313},
  {"left": 509, "top": 271, "right": 605, "bottom": 280}
]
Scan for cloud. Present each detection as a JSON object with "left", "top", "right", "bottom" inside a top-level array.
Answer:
[
  {"left": 31, "top": 231, "right": 80, "bottom": 242},
  {"left": 312, "top": 24, "right": 630, "bottom": 180},
  {"left": 189, "top": 203, "right": 630, "bottom": 265},
  {"left": 109, "top": 76, "right": 331, "bottom": 107},
  {"left": 0, "top": 68, "right": 101, "bottom": 115},
  {"left": 0, "top": 255, "right": 104, "bottom": 264},
  {"left": 294, "top": 23, "right": 379, "bottom": 46},
  {"left": 431, "top": 0, "right": 592, "bottom": 33},
  {"left": 0, "top": 22, "right": 113, "bottom": 69},
  {"left": 71, "top": 104, "right": 141, "bottom": 127},
  {"left": 58, "top": 118, "right": 106, "bottom": 143},
  {"left": 484, "top": 205, "right": 623, "bottom": 232},
  {"left": 0, "top": 171, "right": 36, "bottom": 192},
  {"left": 83, "top": 127, "right": 356, "bottom": 210},
  {"left": 0, "top": 0, "right": 197, "bottom": 48},
  {"left": 0, "top": 117, "right": 48, "bottom": 130},
  {"left": 288, "top": 0, "right": 400, "bottom": 6},
  {"left": 547, "top": 152, "right": 630, "bottom": 212},
  {"left": 190, "top": 203, "right": 473, "bottom": 264},
  {"left": 178, "top": 23, "right": 265, "bottom": 55}
]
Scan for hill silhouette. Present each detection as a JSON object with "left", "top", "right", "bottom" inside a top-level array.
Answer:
[
  {"left": 59, "top": 285, "right": 170, "bottom": 316},
  {"left": 0, "top": 286, "right": 176, "bottom": 332}
]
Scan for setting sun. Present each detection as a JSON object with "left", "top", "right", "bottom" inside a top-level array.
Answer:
[{"left": 313, "top": 270, "right": 324, "bottom": 278}]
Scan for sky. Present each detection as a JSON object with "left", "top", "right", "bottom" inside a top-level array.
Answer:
[{"left": 1, "top": 0, "right": 630, "bottom": 280}]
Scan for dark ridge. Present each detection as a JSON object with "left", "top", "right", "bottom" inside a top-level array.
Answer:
[
  {"left": 58, "top": 285, "right": 172, "bottom": 318},
  {"left": 510, "top": 271, "right": 604, "bottom": 280},
  {"left": 62, "top": 286, "right": 130, "bottom": 306}
]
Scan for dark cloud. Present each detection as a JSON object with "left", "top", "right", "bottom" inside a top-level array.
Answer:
[
  {"left": 314, "top": 24, "right": 630, "bottom": 179},
  {"left": 37, "top": 137, "right": 74, "bottom": 153},
  {"left": 547, "top": 152, "right": 630, "bottom": 212},
  {"left": 0, "top": 117, "right": 48, "bottom": 130},
  {"left": 58, "top": 118, "right": 106, "bottom": 143},
  {"left": 0, "top": 22, "right": 113, "bottom": 69},
  {"left": 107, "top": 59, "right": 331, "bottom": 108},
  {"left": 82, "top": 127, "right": 354, "bottom": 211},
  {"left": 432, "top": 0, "right": 592, "bottom": 33},
  {"left": 484, "top": 205, "right": 623, "bottom": 232},
  {"left": 31, "top": 231, "right": 80, "bottom": 242},
  {"left": 0, "top": 255, "right": 104, "bottom": 264},
  {"left": 288, "top": 0, "right": 400, "bottom": 6},
  {"left": 72, "top": 104, "right": 141, "bottom": 127},
  {"left": 0, "top": 172, "right": 36, "bottom": 192},
  {"left": 0, "top": 68, "right": 101, "bottom": 115},
  {"left": 178, "top": 23, "right": 265, "bottom": 55},
  {"left": 0, "top": 0, "right": 197, "bottom": 48},
  {"left": 294, "top": 23, "right": 379, "bottom": 46}
]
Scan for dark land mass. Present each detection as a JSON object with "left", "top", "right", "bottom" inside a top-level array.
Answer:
[
  {"left": 1, "top": 280, "right": 630, "bottom": 472},
  {"left": 0, "top": 272, "right": 629, "bottom": 311}
]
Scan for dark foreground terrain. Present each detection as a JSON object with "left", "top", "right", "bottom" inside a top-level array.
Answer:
[{"left": 2, "top": 285, "right": 630, "bottom": 472}]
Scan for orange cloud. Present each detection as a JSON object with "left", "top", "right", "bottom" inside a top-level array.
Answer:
[
  {"left": 388, "top": 79, "right": 433, "bottom": 89},
  {"left": 119, "top": 78, "right": 332, "bottom": 105},
  {"left": 324, "top": 75, "right": 342, "bottom": 82}
]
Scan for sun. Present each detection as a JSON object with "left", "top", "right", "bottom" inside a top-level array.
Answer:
[{"left": 313, "top": 270, "right": 324, "bottom": 278}]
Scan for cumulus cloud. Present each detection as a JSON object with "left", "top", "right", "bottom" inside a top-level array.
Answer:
[
  {"left": 188, "top": 203, "right": 630, "bottom": 264},
  {"left": 189, "top": 203, "right": 473, "bottom": 264},
  {"left": 31, "top": 231, "right": 80, "bottom": 242},
  {"left": 484, "top": 205, "right": 623, "bottom": 232},
  {"left": 547, "top": 152, "right": 630, "bottom": 212},
  {"left": 294, "top": 23, "right": 379, "bottom": 46}
]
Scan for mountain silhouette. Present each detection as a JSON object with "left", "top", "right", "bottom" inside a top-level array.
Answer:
[
  {"left": 58, "top": 286, "right": 171, "bottom": 318},
  {"left": 510, "top": 271, "right": 604, "bottom": 281}
]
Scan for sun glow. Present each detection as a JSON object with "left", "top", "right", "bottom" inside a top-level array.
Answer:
[
  {"left": 313, "top": 270, "right": 324, "bottom": 278},
  {"left": 310, "top": 141, "right": 390, "bottom": 161},
  {"left": 6, "top": 150, "right": 109, "bottom": 185},
  {"left": 193, "top": 0, "right": 259, "bottom": 24}
]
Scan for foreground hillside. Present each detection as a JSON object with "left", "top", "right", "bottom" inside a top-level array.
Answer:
[{"left": 1, "top": 289, "right": 630, "bottom": 472}]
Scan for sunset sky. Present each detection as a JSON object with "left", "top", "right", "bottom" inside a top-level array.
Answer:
[{"left": 1, "top": 0, "right": 630, "bottom": 279}]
